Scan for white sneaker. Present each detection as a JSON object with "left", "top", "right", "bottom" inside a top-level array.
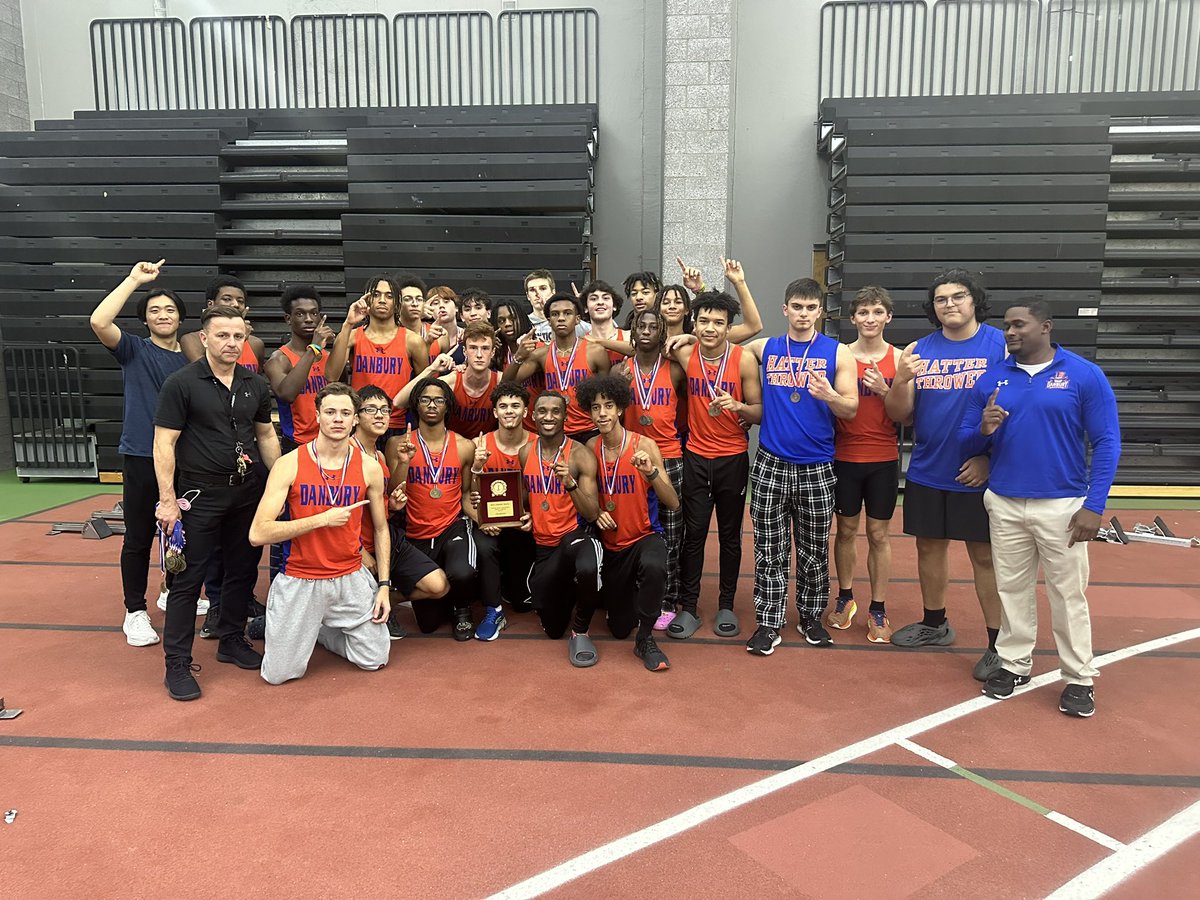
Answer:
[
  {"left": 123, "top": 610, "right": 160, "bottom": 647},
  {"left": 156, "top": 590, "right": 208, "bottom": 615}
]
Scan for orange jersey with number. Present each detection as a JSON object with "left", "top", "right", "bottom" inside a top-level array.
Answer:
[
  {"left": 593, "top": 433, "right": 660, "bottom": 552},
  {"left": 404, "top": 430, "right": 462, "bottom": 540},
  {"left": 542, "top": 338, "right": 596, "bottom": 436},
  {"left": 350, "top": 326, "right": 414, "bottom": 430},
  {"left": 450, "top": 370, "right": 500, "bottom": 439},
  {"left": 283, "top": 443, "right": 368, "bottom": 579},
  {"left": 522, "top": 438, "right": 579, "bottom": 546},
  {"left": 685, "top": 343, "right": 747, "bottom": 458},
  {"left": 624, "top": 358, "right": 682, "bottom": 459}
]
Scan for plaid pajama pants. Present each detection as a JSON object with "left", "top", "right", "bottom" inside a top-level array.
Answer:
[
  {"left": 751, "top": 449, "right": 836, "bottom": 629},
  {"left": 660, "top": 455, "right": 684, "bottom": 610}
]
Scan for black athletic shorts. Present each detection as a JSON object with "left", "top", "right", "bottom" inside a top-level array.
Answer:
[
  {"left": 834, "top": 459, "right": 899, "bottom": 520},
  {"left": 902, "top": 480, "right": 991, "bottom": 544},
  {"left": 390, "top": 537, "right": 441, "bottom": 597}
]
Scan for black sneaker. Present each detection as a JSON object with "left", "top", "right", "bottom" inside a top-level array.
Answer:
[
  {"left": 247, "top": 615, "right": 266, "bottom": 642},
  {"left": 634, "top": 635, "right": 670, "bottom": 671},
  {"left": 1059, "top": 684, "right": 1095, "bottom": 718},
  {"left": 452, "top": 609, "right": 474, "bottom": 642},
  {"left": 799, "top": 617, "right": 833, "bottom": 647},
  {"left": 982, "top": 668, "right": 1032, "bottom": 699},
  {"left": 216, "top": 635, "right": 263, "bottom": 669},
  {"left": 508, "top": 596, "right": 534, "bottom": 614},
  {"left": 387, "top": 614, "right": 407, "bottom": 641},
  {"left": 199, "top": 605, "right": 220, "bottom": 639},
  {"left": 164, "top": 658, "right": 202, "bottom": 701},
  {"left": 746, "top": 625, "right": 782, "bottom": 656},
  {"left": 246, "top": 597, "right": 267, "bottom": 620}
]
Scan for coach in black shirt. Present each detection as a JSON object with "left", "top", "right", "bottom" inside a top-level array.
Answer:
[{"left": 154, "top": 305, "right": 280, "bottom": 701}]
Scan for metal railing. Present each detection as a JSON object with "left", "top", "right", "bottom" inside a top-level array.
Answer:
[
  {"left": 819, "top": 0, "right": 1200, "bottom": 101},
  {"left": 4, "top": 344, "right": 96, "bottom": 478},
  {"left": 498, "top": 8, "right": 599, "bottom": 104},
  {"left": 190, "top": 16, "right": 290, "bottom": 110},
  {"left": 90, "top": 18, "right": 190, "bottom": 111},
  {"left": 394, "top": 12, "right": 495, "bottom": 106},
  {"left": 90, "top": 10, "right": 597, "bottom": 111}
]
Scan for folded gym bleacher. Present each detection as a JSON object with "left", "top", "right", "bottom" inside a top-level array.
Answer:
[
  {"left": 0, "top": 10, "right": 598, "bottom": 480},
  {"left": 819, "top": 91, "right": 1200, "bottom": 488}
]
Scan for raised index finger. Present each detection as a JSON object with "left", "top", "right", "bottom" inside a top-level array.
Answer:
[
  {"left": 349, "top": 499, "right": 372, "bottom": 510},
  {"left": 988, "top": 387, "right": 1001, "bottom": 405}
]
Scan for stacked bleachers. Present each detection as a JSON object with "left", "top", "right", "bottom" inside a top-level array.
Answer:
[
  {"left": 342, "top": 104, "right": 594, "bottom": 301},
  {"left": 0, "top": 105, "right": 595, "bottom": 476},
  {"left": 819, "top": 93, "right": 1200, "bottom": 486}
]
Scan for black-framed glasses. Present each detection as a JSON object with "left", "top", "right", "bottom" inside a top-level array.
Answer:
[
  {"left": 417, "top": 397, "right": 447, "bottom": 407},
  {"left": 361, "top": 405, "right": 390, "bottom": 417}
]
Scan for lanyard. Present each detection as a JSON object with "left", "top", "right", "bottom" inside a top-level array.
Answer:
[
  {"left": 785, "top": 334, "right": 818, "bottom": 389},
  {"left": 600, "top": 432, "right": 628, "bottom": 500},
  {"left": 416, "top": 430, "right": 448, "bottom": 487}
]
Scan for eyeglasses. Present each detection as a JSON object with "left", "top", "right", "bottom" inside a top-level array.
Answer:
[
  {"left": 360, "top": 406, "right": 390, "bottom": 417},
  {"left": 933, "top": 291, "right": 972, "bottom": 307},
  {"left": 417, "top": 397, "right": 447, "bottom": 407}
]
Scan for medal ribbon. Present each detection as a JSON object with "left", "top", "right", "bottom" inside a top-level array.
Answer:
[
  {"left": 547, "top": 338, "right": 580, "bottom": 391},
  {"left": 601, "top": 432, "right": 628, "bottom": 502},
  {"left": 633, "top": 355, "right": 662, "bottom": 414},
  {"left": 157, "top": 519, "right": 185, "bottom": 575},
  {"left": 537, "top": 438, "right": 568, "bottom": 497},
  {"left": 416, "top": 431, "right": 448, "bottom": 492},
  {"left": 785, "top": 334, "right": 817, "bottom": 390},
  {"left": 701, "top": 343, "right": 731, "bottom": 402},
  {"left": 310, "top": 443, "right": 352, "bottom": 508}
]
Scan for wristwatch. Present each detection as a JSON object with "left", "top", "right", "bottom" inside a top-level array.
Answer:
[
  {"left": 377, "top": 578, "right": 392, "bottom": 588},
  {"left": 565, "top": 481, "right": 579, "bottom": 492}
]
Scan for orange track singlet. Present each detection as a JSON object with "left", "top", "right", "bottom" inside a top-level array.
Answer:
[
  {"left": 624, "top": 356, "right": 681, "bottom": 459},
  {"left": 835, "top": 346, "right": 899, "bottom": 462},
  {"left": 450, "top": 370, "right": 500, "bottom": 439},
  {"left": 522, "top": 437, "right": 579, "bottom": 547},
  {"left": 542, "top": 337, "right": 595, "bottom": 436},
  {"left": 277, "top": 344, "right": 328, "bottom": 443},
  {"left": 284, "top": 442, "right": 368, "bottom": 579},
  {"left": 593, "top": 432, "right": 656, "bottom": 552},
  {"left": 350, "top": 326, "right": 413, "bottom": 430},
  {"left": 405, "top": 429, "right": 462, "bottom": 540},
  {"left": 685, "top": 342, "right": 747, "bottom": 458}
]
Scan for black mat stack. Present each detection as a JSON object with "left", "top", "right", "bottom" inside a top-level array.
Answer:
[{"left": 819, "top": 93, "right": 1200, "bottom": 486}]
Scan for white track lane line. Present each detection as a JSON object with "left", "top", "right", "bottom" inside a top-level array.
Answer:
[
  {"left": 487, "top": 627, "right": 1200, "bottom": 900},
  {"left": 1046, "top": 798, "right": 1200, "bottom": 899},
  {"left": 898, "top": 738, "right": 1125, "bottom": 852}
]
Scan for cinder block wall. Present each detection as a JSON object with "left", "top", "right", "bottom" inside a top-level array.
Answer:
[{"left": 0, "top": 0, "right": 28, "bottom": 470}]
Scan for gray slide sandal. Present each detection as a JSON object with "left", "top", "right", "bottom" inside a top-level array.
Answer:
[
  {"left": 569, "top": 633, "right": 598, "bottom": 668},
  {"left": 714, "top": 608, "right": 740, "bottom": 637},
  {"left": 667, "top": 610, "right": 701, "bottom": 640}
]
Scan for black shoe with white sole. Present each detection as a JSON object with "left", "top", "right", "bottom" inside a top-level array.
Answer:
[
  {"left": 746, "top": 625, "right": 782, "bottom": 656},
  {"left": 982, "top": 668, "right": 1032, "bottom": 699}
]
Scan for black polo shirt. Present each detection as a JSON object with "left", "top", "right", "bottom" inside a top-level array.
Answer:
[{"left": 154, "top": 357, "right": 273, "bottom": 478}]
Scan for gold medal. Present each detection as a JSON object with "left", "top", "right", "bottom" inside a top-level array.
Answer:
[
  {"left": 708, "top": 405, "right": 722, "bottom": 417},
  {"left": 429, "top": 487, "right": 443, "bottom": 499},
  {"left": 541, "top": 499, "right": 550, "bottom": 511},
  {"left": 790, "top": 391, "right": 801, "bottom": 403},
  {"left": 605, "top": 500, "right": 616, "bottom": 512},
  {"left": 639, "top": 414, "right": 653, "bottom": 426}
]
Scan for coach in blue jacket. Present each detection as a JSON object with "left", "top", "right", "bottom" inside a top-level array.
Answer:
[{"left": 959, "top": 300, "right": 1120, "bottom": 719}]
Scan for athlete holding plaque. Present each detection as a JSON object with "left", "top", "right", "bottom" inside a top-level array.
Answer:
[
  {"left": 519, "top": 392, "right": 604, "bottom": 667},
  {"left": 612, "top": 309, "right": 686, "bottom": 631},
  {"left": 467, "top": 382, "right": 537, "bottom": 639},
  {"left": 384, "top": 377, "right": 479, "bottom": 641}
]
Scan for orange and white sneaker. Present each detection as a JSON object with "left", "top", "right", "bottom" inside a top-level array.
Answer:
[
  {"left": 826, "top": 598, "right": 857, "bottom": 630},
  {"left": 867, "top": 610, "right": 893, "bottom": 643}
]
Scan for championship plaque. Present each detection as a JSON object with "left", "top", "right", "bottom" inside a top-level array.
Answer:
[{"left": 478, "top": 470, "right": 524, "bottom": 528}]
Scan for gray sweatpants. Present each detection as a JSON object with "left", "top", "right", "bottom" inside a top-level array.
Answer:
[{"left": 261, "top": 567, "right": 390, "bottom": 685}]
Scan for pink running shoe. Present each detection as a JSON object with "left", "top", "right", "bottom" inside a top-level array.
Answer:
[{"left": 654, "top": 610, "right": 677, "bottom": 631}]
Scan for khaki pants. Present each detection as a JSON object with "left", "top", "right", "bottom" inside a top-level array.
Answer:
[{"left": 983, "top": 491, "right": 1098, "bottom": 686}]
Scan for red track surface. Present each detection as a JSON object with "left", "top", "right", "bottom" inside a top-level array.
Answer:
[{"left": 2, "top": 496, "right": 1198, "bottom": 898}]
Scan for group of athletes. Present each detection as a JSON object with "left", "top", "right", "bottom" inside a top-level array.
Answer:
[{"left": 92, "top": 255, "right": 1120, "bottom": 718}]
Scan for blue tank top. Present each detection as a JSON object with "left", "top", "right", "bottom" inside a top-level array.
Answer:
[
  {"left": 906, "top": 324, "right": 1006, "bottom": 492},
  {"left": 759, "top": 333, "right": 839, "bottom": 464}
]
